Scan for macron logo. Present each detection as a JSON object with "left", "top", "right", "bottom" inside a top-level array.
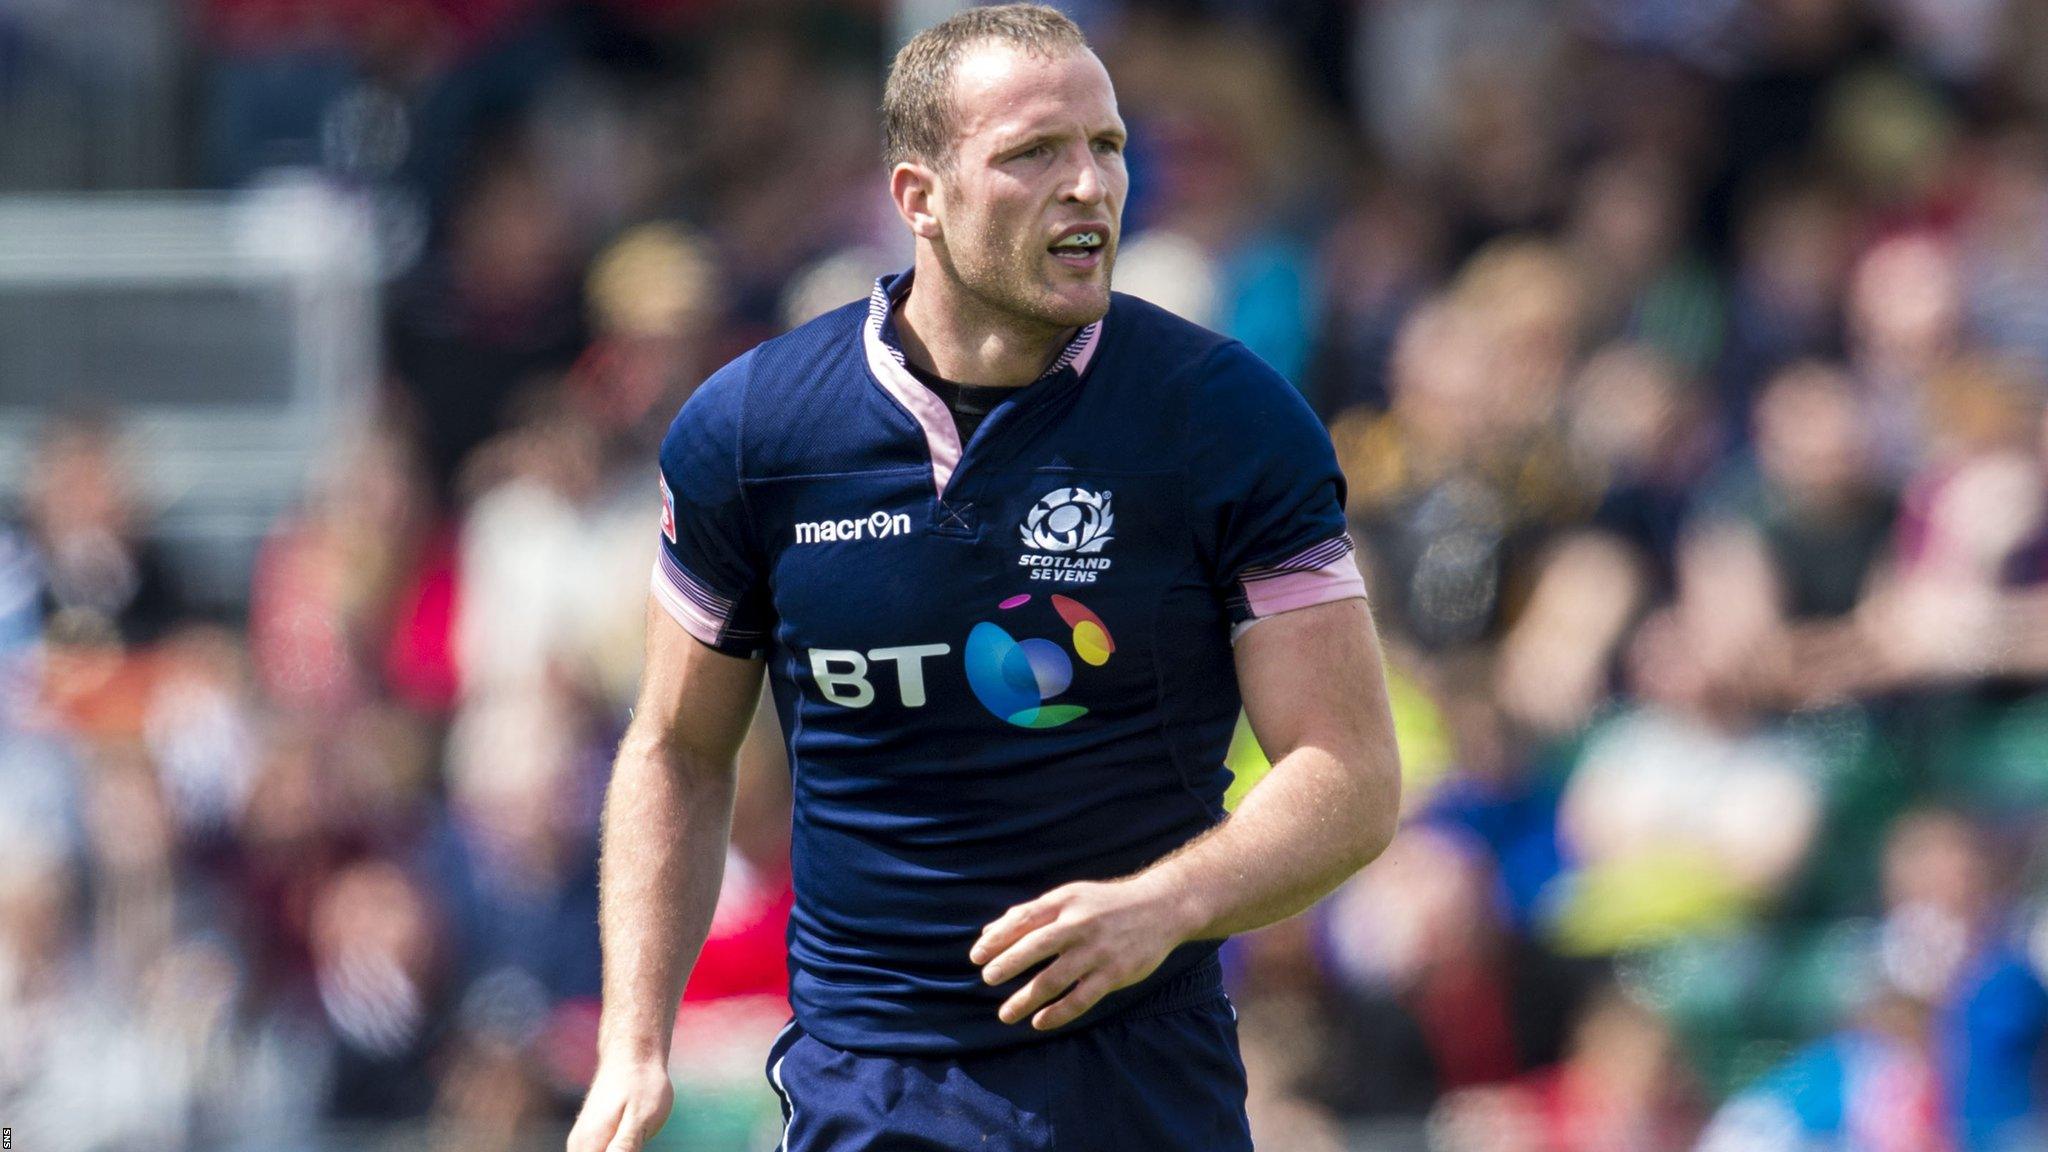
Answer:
[{"left": 794, "top": 511, "right": 913, "bottom": 545}]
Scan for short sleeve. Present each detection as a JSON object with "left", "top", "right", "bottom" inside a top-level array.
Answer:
[
  {"left": 652, "top": 352, "right": 773, "bottom": 658},
  {"left": 1186, "top": 341, "right": 1365, "bottom": 637}
]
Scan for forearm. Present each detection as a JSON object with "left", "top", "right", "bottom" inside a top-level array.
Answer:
[
  {"left": 1141, "top": 736, "right": 1399, "bottom": 942},
  {"left": 972, "top": 600, "right": 1401, "bottom": 1031},
  {"left": 594, "top": 724, "right": 738, "bottom": 1064}
]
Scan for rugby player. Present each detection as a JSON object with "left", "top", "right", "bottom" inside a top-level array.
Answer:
[{"left": 569, "top": 6, "right": 1401, "bottom": 1150}]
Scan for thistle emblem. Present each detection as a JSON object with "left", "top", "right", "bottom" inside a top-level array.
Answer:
[{"left": 1021, "top": 487, "right": 1115, "bottom": 554}]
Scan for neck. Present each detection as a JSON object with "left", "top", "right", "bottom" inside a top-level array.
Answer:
[{"left": 895, "top": 257, "right": 1078, "bottom": 389}]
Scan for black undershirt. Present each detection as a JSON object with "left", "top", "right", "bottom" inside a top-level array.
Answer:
[{"left": 905, "top": 361, "right": 1019, "bottom": 445}]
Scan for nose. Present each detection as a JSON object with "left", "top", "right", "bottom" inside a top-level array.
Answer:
[{"left": 1063, "top": 146, "right": 1107, "bottom": 206}]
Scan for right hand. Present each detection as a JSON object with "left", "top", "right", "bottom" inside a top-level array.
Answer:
[{"left": 568, "top": 1058, "right": 675, "bottom": 1152}]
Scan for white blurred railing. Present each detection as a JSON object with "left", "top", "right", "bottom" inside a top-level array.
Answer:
[{"left": 0, "top": 183, "right": 380, "bottom": 603}]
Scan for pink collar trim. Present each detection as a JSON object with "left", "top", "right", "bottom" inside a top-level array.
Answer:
[{"left": 861, "top": 275, "right": 1102, "bottom": 496}]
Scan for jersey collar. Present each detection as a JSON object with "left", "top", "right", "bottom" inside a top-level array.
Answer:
[{"left": 861, "top": 270, "right": 1103, "bottom": 496}]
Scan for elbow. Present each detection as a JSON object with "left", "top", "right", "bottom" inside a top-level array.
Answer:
[
  {"left": 614, "top": 721, "right": 681, "bottom": 779},
  {"left": 1351, "top": 800, "right": 1398, "bottom": 875},
  {"left": 1348, "top": 744, "right": 1402, "bottom": 871},
  {"left": 1365, "top": 802, "right": 1399, "bottom": 868},
  {"left": 613, "top": 718, "right": 726, "bottom": 788}
]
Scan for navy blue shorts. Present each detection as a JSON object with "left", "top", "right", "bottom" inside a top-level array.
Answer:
[{"left": 761, "top": 992, "right": 1253, "bottom": 1151}]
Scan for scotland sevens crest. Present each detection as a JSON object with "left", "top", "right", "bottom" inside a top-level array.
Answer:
[{"left": 1020, "top": 487, "right": 1114, "bottom": 554}]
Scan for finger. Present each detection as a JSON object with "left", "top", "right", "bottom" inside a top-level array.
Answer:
[
  {"left": 1031, "top": 972, "right": 1116, "bottom": 1031},
  {"left": 568, "top": 1107, "right": 618, "bottom": 1152},
  {"left": 971, "top": 898, "right": 1058, "bottom": 966},
  {"left": 604, "top": 1106, "right": 648, "bottom": 1152},
  {"left": 999, "top": 952, "right": 1089, "bottom": 1025},
  {"left": 979, "top": 922, "right": 1071, "bottom": 987}
]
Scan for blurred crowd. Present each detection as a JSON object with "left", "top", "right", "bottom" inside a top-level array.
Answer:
[{"left": 11, "top": 0, "right": 2048, "bottom": 1149}]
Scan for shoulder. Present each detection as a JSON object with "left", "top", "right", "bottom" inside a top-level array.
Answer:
[
  {"left": 684, "top": 297, "right": 872, "bottom": 423},
  {"left": 1183, "top": 339, "right": 1311, "bottom": 428},
  {"left": 1094, "top": 293, "right": 1313, "bottom": 445},
  {"left": 665, "top": 346, "right": 756, "bottom": 457},
  {"left": 665, "top": 297, "right": 873, "bottom": 472},
  {"left": 747, "top": 296, "right": 871, "bottom": 401},
  {"left": 1111, "top": 296, "right": 1300, "bottom": 403},
  {"left": 1100, "top": 292, "right": 1237, "bottom": 387},
  {"left": 1175, "top": 352, "right": 1323, "bottom": 461}
]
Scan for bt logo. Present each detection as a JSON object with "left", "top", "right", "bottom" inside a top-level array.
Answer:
[
  {"left": 804, "top": 594, "right": 1117, "bottom": 729},
  {"left": 806, "top": 644, "right": 950, "bottom": 709},
  {"left": 966, "top": 594, "right": 1115, "bottom": 728}
]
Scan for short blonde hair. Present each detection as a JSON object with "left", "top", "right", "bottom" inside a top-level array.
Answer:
[{"left": 882, "top": 4, "right": 1088, "bottom": 170}]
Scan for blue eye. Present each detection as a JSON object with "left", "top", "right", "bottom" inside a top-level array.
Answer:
[{"left": 1093, "top": 139, "right": 1124, "bottom": 155}]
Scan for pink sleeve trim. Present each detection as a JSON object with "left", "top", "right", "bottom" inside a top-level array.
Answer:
[
  {"left": 1236, "top": 535, "right": 1367, "bottom": 627},
  {"left": 1240, "top": 558, "right": 1368, "bottom": 619},
  {"left": 651, "top": 557, "right": 727, "bottom": 647}
]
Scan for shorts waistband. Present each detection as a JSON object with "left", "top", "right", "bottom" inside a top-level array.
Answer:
[{"left": 1090, "top": 953, "right": 1225, "bottom": 1027}]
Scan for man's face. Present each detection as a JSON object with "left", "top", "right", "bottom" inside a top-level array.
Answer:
[{"left": 924, "top": 42, "right": 1128, "bottom": 329}]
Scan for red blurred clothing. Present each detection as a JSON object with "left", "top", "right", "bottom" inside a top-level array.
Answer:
[
  {"left": 249, "top": 515, "right": 371, "bottom": 712},
  {"left": 249, "top": 515, "right": 457, "bottom": 715},
  {"left": 382, "top": 526, "right": 461, "bottom": 714},
  {"left": 1413, "top": 955, "right": 1521, "bottom": 1089},
  {"left": 1504, "top": 1062, "right": 1701, "bottom": 1152},
  {"left": 682, "top": 851, "right": 793, "bottom": 1004}
]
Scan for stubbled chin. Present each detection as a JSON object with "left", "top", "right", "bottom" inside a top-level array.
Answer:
[{"left": 1040, "top": 282, "right": 1110, "bottom": 327}]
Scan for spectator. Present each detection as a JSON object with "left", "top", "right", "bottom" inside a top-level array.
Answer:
[
  {"left": 1337, "top": 290, "right": 1592, "bottom": 648},
  {"left": 309, "top": 858, "right": 449, "bottom": 1121},
  {"left": 18, "top": 411, "right": 185, "bottom": 648},
  {"left": 1695, "top": 362, "right": 1899, "bottom": 625},
  {"left": 1696, "top": 983, "right": 1949, "bottom": 1152},
  {"left": 1434, "top": 982, "right": 1704, "bottom": 1152},
  {"left": 424, "top": 687, "right": 600, "bottom": 1004},
  {"left": 1718, "top": 177, "right": 1854, "bottom": 421},
  {"left": 1565, "top": 152, "right": 1723, "bottom": 377},
  {"left": 1549, "top": 539, "right": 1827, "bottom": 951},
  {"left": 1308, "top": 825, "right": 1601, "bottom": 1118},
  {"left": 1880, "top": 811, "right": 2048, "bottom": 1150},
  {"left": 386, "top": 144, "right": 587, "bottom": 499},
  {"left": 249, "top": 425, "right": 449, "bottom": 715}
]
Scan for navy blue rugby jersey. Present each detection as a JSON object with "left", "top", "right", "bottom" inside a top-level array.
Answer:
[{"left": 652, "top": 271, "right": 1366, "bottom": 1054}]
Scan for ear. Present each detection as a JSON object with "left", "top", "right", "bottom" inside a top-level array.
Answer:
[{"left": 890, "top": 161, "right": 943, "bottom": 241}]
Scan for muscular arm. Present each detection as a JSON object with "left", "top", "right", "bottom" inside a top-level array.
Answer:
[
  {"left": 1154, "top": 596, "right": 1402, "bottom": 934},
  {"left": 973, "top": 596, "right": 1401, "bottom": 1029},
  {"left": 570, "top": 598, "right": 766, "bottom": 1152}
]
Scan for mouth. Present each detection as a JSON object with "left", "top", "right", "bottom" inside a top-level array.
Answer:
[{"left": 1048, "top": 225, "right": 1109, "bottom": 269}]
